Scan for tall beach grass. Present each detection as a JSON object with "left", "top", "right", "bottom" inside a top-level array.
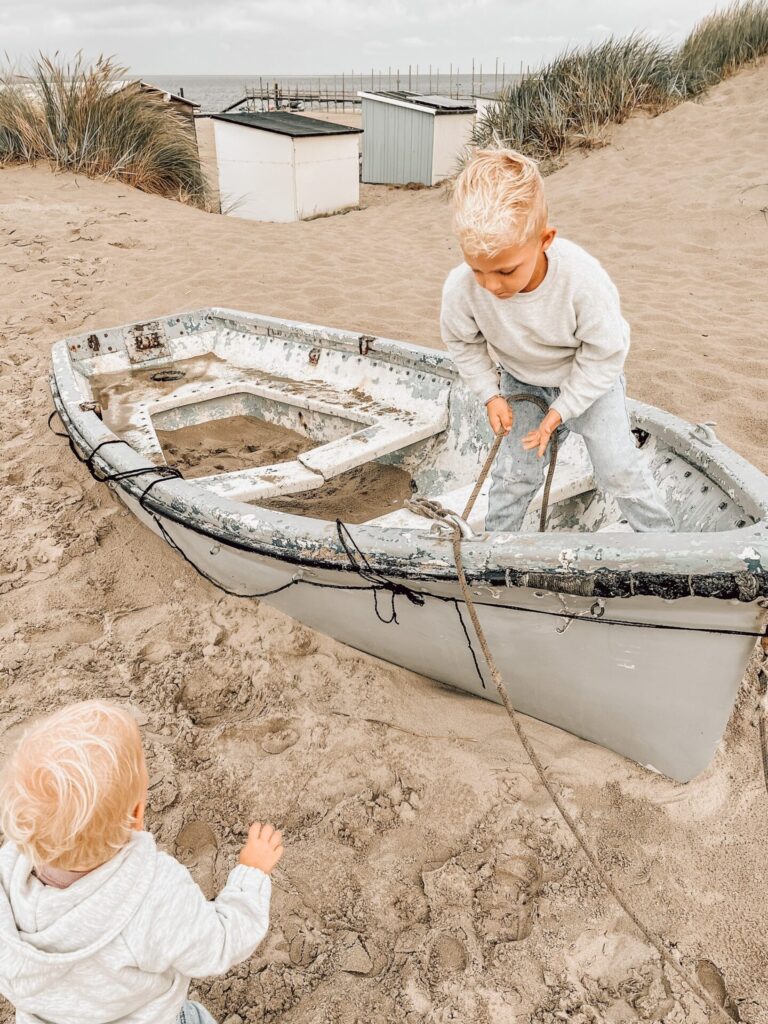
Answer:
[
  {"left": 0, "top": 55, "right": 208, "bottom": 205},
  {"left": 472, "top": 0, "right": 768, "bottom": 164}
]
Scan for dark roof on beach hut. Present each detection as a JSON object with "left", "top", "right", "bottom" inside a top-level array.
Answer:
[{"left": 211, "top": 111, "right": 363, "bottom": 137}]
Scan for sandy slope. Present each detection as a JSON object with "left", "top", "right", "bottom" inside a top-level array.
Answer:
[{"left": 1, "top": 62, "right": 767, "bottom": 1024}]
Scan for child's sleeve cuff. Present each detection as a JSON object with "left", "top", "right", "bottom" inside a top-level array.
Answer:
[
  {"left": 226, "top": 864, "right": 272, "bottom": 897},
  {"left": 550, "top": 395, "right": 576, "bottom": 423}
]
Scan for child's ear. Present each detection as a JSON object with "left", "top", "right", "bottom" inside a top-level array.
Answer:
[
  {"left": 131, "top": 800, "right": 146, "bottom": 831},
  {"left": 541, "top": 227, "right": 557, "bottom": 249}
]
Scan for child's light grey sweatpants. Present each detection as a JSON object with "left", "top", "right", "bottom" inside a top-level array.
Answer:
[{"left": 486, "top": 371, "right": 675, "bottom": 533}]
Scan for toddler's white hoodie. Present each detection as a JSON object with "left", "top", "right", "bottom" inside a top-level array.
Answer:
[{"left": 0, "top": 830, "right": 271, "bottom": 1024}]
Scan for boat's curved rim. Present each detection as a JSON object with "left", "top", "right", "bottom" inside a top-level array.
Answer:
[{"left": 50, "top": 310, "right": 768, "bottom": 602}]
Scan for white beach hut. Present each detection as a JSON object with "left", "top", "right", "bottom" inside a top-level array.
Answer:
[
  {"left": 358, "top": 92, "right": 476, "bottom": 186},
  {"left": 473, "top": 95, "right": 502, "bottom": 119},
  {"left": 209, "top": 111, "right": 363, "bottom": 223}
]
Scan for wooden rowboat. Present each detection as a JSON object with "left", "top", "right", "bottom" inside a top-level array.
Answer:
[{"left": 49, "top": 308, "right": 768, "bottom": 781}]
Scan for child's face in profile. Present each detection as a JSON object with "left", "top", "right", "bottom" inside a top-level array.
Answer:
[{"left": 462, "top": 227, "right": 556, "bottom": 299}]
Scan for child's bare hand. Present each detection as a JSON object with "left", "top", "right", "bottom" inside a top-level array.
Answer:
[
  {"left": 239, "top": 822, "right": 284, "bottom": 874},
  {"left": 522, "top": 409, "right": 562, "bottom": 458},
  {"left": 486, "top": 396, "right": 514, "bottom": 436}
]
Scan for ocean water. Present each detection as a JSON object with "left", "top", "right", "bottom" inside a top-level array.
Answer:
[{"left": 142, "top": 73, "right": 522, "bottom": 114}]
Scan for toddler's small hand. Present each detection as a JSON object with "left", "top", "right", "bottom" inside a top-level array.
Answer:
[
  {"left": 486, "top": 396, "right": 514, "bottom": 436},
  {"left": 522, "top": 409, "right": 562, "bottom": 458},
  {"left": 239, "top": 822, "right": 284, "bottom": 874}
]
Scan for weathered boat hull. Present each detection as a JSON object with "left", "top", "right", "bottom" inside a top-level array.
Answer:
[
  {"left": 49, "top": 308, "right": 768, "bottom": 782},
  {"left": 120, "top": 489, "right": 760, "bottom": 782}
]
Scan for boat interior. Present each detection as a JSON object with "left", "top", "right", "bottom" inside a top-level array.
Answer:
[{"left": 65, "top": 313, "right": 755, "bottom": 535}]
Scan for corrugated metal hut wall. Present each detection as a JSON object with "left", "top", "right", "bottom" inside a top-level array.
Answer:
[{"left": 361, "top": 97, "right": 434, "bottom": 185}]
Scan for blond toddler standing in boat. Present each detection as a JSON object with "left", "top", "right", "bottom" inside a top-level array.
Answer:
[
  {"left": 0, "top": 700, "right": 283, "bottom": 1024},
  {"left": 441, "top": 148, "right": 673, "bottom": 533}
]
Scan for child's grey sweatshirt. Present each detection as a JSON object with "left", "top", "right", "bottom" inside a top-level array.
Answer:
[
  {"left": 440, "top": 237, "right": 630, "bottom": 423},
  {"left": 0, "top": 831, "right": 271, "bottom": 1024}
]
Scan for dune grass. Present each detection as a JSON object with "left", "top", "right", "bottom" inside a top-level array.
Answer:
[
  {"left": 679, "top": 0, "right": 768, "bottom": 82},
  {"left": 0, "top": 55, "right": 208, "bottom": 206},
  {"left": 472, "top": 0, "right": 768, "bottom": 164}
]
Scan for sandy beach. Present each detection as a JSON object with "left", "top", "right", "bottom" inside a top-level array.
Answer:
[{"left": 1, "top": 59, "right": 767, "bottom": 1024}]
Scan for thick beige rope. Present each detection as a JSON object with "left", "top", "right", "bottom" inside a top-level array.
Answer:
[{"left": 409, "top": 414, "right": 734, "bottom": 1023}]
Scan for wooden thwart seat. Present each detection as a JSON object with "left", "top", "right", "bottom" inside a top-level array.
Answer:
[{"left": 146, "top": 376, "right": 449, "bottom": 503}]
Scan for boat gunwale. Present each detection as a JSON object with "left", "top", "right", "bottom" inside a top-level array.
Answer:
[{"left": 49, "top": 309, "right": 768, "bottom": 603}]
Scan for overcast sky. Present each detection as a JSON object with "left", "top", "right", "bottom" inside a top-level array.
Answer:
[{"left": 1, "top": 0, "right": 722, "bottom": 76}]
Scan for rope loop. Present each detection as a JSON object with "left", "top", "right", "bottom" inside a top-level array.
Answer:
[
  {"left": 48, "top": 405, "right": 184, "bottom": 497},
  {"left": 335, "top": 519, "right": 425, "bottom": 624}
]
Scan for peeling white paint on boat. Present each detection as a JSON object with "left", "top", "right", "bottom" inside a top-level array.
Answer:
[{"left": 49, "top": 308, "right": 768, "bottom": 782}]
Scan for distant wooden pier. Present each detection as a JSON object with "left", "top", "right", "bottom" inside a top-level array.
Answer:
[{"left": 221, "top": 63, "right": 525, "bottom": 116}]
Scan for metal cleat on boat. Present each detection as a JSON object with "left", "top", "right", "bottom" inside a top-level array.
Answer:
[{"left": 691, "top": 421, "right": 719, "bottom": 446}]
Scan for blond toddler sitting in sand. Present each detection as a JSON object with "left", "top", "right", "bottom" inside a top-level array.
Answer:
[
  {"left": 441, "top": 148, "right": 673, "bottom": 533},
  {"left": 0, "top": 700, "right": 283, "bottom": 1024}
]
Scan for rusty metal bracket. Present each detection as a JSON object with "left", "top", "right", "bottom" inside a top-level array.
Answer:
[
  {"left": 132, "top": 323, "right": 164, "bottom": 352},
  {"left": 126, "top": 321, "right": 171, "bottom": 364}
]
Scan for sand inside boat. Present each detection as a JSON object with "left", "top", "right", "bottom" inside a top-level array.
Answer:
[{"left": 155, "top": 416, "right": 415, "bottom": 524}]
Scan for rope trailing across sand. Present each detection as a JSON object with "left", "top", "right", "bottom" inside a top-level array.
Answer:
[{"left": 406, "top": 410, "right": 738, "bottom": 1024}]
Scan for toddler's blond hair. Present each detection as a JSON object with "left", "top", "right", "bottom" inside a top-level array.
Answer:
[
  {"left": 0, "top": 701, "right": 146, "bottom": 871},
  {"left": 452, "top": 148, "right": 548, "bottom": 255}
]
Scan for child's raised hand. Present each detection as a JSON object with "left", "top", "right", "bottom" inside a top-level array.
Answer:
[
  {"left": 485, "top": 396, "right": 514, "bottom": 436},
  {"left": 239, "top": 822, "right": 284, "bottom": 874},
  {"left": 522, "top": 409, "right": 562, "bottom": 458}
]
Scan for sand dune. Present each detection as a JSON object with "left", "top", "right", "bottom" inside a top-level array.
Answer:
[{"left": 1, "top": 61, "right": 767, "bottom": 1023}]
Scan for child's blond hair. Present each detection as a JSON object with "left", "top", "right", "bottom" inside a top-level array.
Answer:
[
  {"left": 0, "top": 701, "right": 146, "bottom": 871},
  {"left": 452, "top": 148, "right": 548, "bottom": 256}
]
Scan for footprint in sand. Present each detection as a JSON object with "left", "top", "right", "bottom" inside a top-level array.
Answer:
[
  {"left": 260, "top": 719, "right": 300, "bottom": 754},
  {"left": 427, "top": 932, "right": 468, "bottom": 975},
  {"left": 280, "top": 916, "right": 325, "bottom": 969},
  {"left": 289, "top": 625, "right": 319, "bottom": 657},
  {"left": 175, "top": 820, "right": 219, "bottom": 899},
  {"left": 475, "top": 849, "right": 544, "bottom": 943},
  {"left": 695, "top": 961, "right": 740, "bottom": 1021}
]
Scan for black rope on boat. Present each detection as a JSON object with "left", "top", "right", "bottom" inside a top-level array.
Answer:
[
  {"left": 152, "top": 515, "right": 301, "bottom": 600},
  {"left": 112, "top": 512, "right": 768, "bottom": 639},
  {"left": 335, "top": 519, "right": 425, "bottom": 625},
  {"left": 48, "top": 410, "right": 184, "bottom": 491},
  {"left": 453, "top": 599, "right": 487, "bottom": 689},
  {"left": 47, "top": 408, "right": 767, "bottom": 640}
]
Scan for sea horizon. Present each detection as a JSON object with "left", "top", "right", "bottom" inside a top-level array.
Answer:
[{"left": 139, "top": 72, "right": 524, "bottom": 113}]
